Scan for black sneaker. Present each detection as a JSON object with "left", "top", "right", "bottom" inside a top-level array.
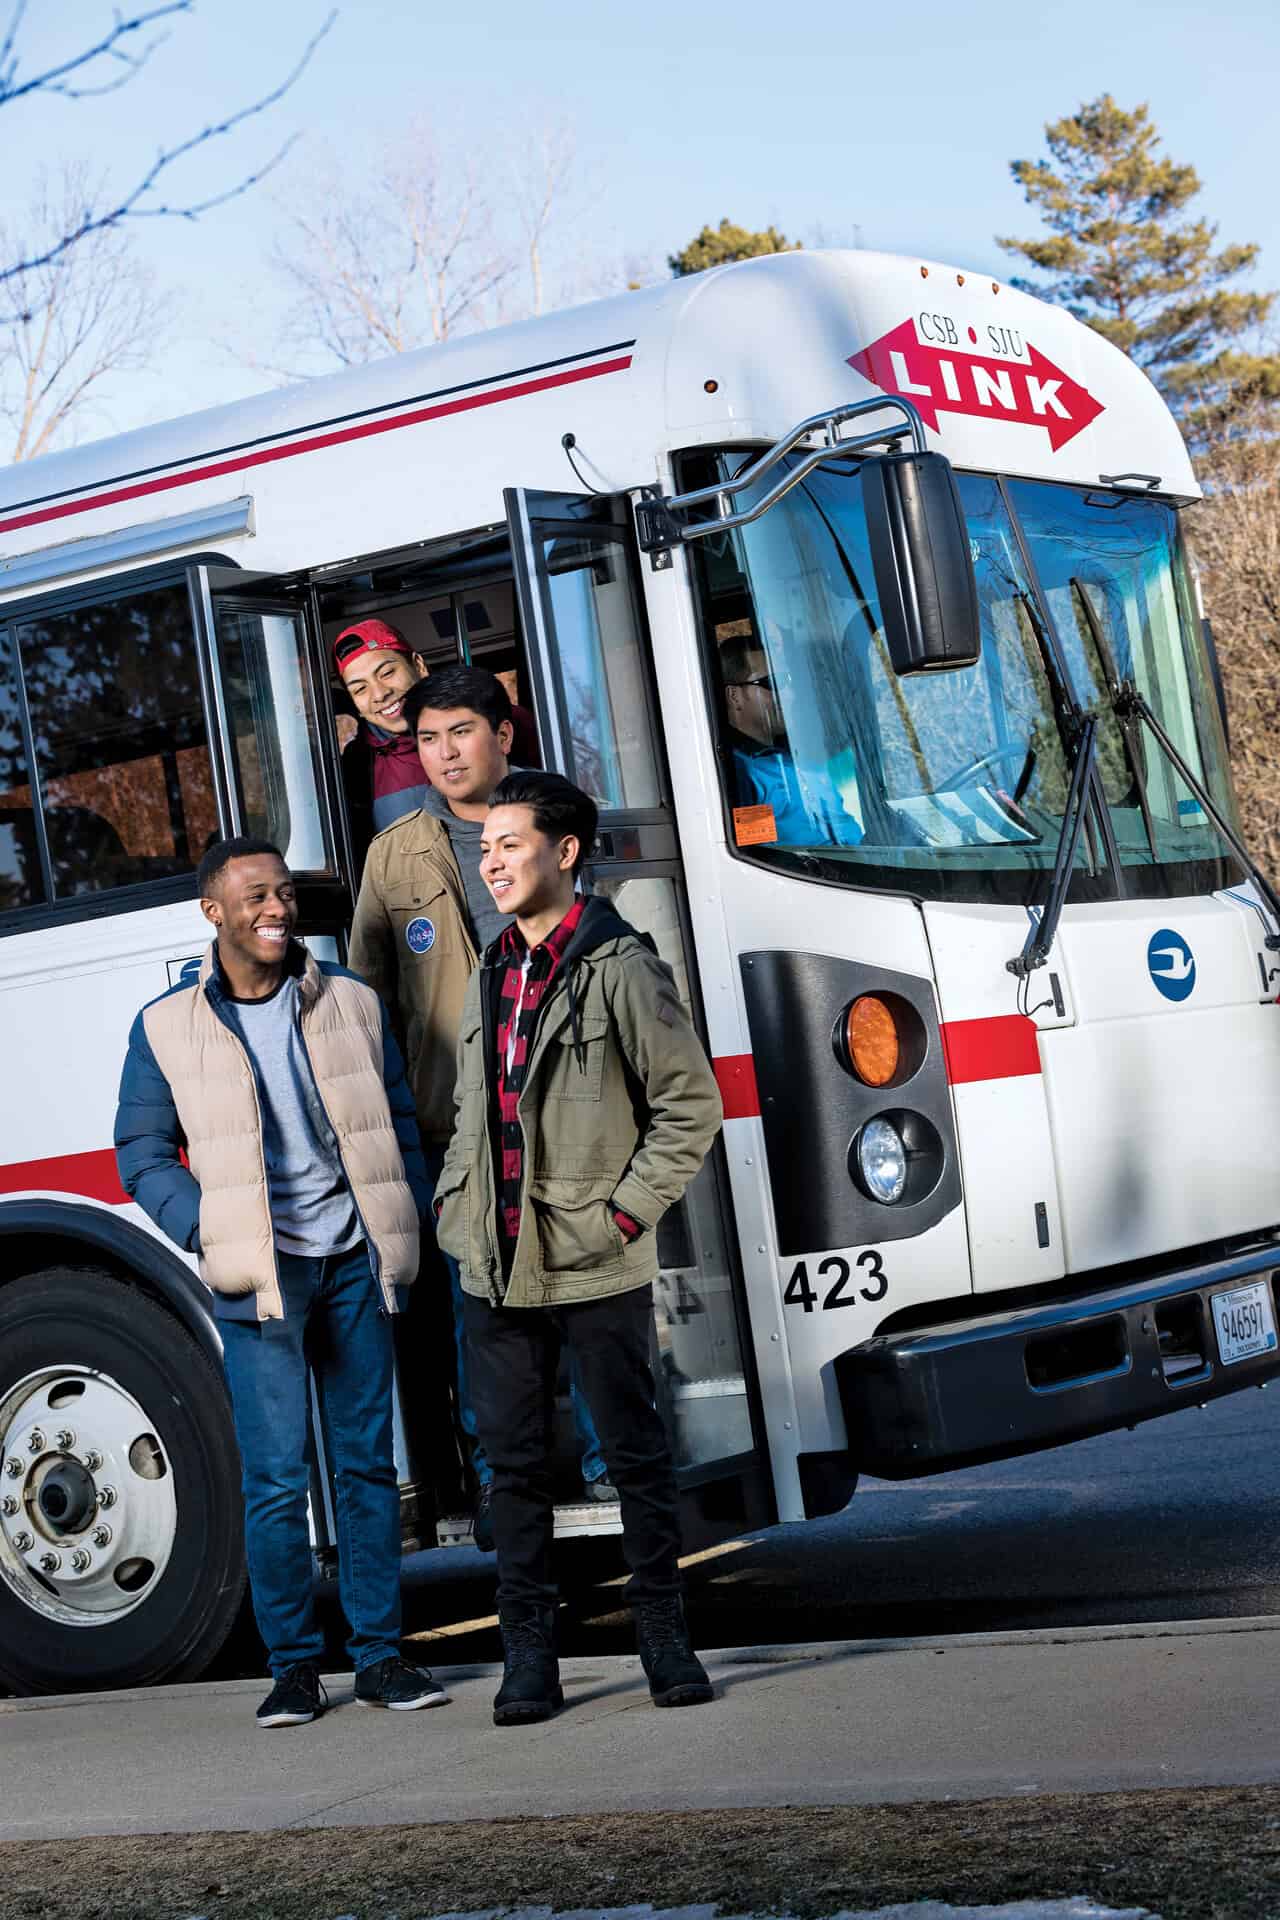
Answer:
[
  {"left": 473, "top": 1481, "right": 495, "bottom": 1553},
  {"left": 354, "top": 1656, "right": 448, "bottom": 1711},
  {"left": 256, "top": 1663, "right": 326, "bottom": 1729}
]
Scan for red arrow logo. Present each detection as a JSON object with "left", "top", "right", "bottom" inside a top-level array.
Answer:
[{"left": 848, "top": 320, "right": 1104, "bottom": 451}]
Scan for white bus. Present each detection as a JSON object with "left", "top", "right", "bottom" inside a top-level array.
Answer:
[{"left": 1, "top": 249, "right": 1277, "bottom": 1695}]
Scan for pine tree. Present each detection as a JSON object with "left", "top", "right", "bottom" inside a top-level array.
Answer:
[
  {"left": 999, "top": 95, "right": 1279, "bottom": 426},
  {"left": 668, "top": 219, "right": 800, "bottom": 277}
]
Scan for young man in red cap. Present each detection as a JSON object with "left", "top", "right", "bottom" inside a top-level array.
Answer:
[{"left": 333, "top": 619, "right": 432, "bottom": 868}]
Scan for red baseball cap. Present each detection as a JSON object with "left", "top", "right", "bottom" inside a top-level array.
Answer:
[{"left": 333, "top": 618, "right": 413, "bottom": 677}]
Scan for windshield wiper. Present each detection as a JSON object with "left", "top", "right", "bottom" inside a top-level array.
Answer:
[
  {"left": 1071, "top": 579, "right": 1159, "bottom": 864},
  {"left": 1112, "top": 682, "right": 1280, "bottom": 949},
  {"left": 1007, "top": 712, "right": 1099, "bottom": 979}
]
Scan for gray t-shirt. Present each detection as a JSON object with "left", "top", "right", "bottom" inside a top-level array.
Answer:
[
  {"left": 422, "top": 783, "right": 510, "bottom": 952},
  {"left": 220, "top": 976, "right": 361, "bottom": 1259}
]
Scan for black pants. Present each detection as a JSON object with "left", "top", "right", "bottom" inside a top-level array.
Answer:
[{"left": 462, "top": 1283, "right": 683, "bottom": 1614}]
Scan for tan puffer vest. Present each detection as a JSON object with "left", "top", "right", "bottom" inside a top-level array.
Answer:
[{"left": 142, "top": 948, "right": 419, "bottom": 1320}]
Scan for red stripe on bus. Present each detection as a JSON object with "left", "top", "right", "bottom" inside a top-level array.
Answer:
[
  {"left": 940, "top": 1014, "right": 1042, "bottom": 1084},
  {"left": 0, "top": 354, "right": 634, "bottom": 537},
  {"left": 0, "top": 1147, "right": 129, "bottom": 1205},
  {"left": 715, "top": 1054, "right": 761, "bottom": 1119}
]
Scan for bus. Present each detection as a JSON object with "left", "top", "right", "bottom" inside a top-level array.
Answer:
[{"left": 1, "top": 248, "right": 1277, "bottom": 1695}]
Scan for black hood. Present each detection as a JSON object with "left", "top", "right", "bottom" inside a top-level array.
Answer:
[
  {"left": 479, "top": 891, "right": 653, "bottom": 972},
  {"left": 476, "top": 892, "right": 656, "bottom": 1082}
]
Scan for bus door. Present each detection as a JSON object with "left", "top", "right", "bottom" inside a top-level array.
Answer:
[
  {"left": 505, "top": 488, "right": 773, "bottom": 1544},
  {"left": 189, "top": 565, "right": 351, "bottom": 925}
]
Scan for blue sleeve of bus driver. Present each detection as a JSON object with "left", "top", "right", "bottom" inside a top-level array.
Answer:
[
  {"left": 381, "top": 1002, "right": 430, "bottom": 1217},
  {"left": 113, "top": 1010, "right": 203, "bottom": 1255}
]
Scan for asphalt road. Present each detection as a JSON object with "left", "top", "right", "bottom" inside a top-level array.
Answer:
[{"left": 387, "top": 1381, "right": 1280, "bottom": 1662}]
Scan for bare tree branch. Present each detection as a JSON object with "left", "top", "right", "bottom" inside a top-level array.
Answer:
[
  {"left": 0, "top": 2, "right": 188, "bottom": 106},
  {"left": 266, "top": 123, "right": 527, "bottom": 376},
  {"left": 1, "top": 166, "right": 172, "bottom": 461},
  {"left": 0, "top": 7, "right": 335, "bottom": 295}
]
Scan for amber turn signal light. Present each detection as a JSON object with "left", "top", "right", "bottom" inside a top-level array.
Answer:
[{"left": 844, "top": 995, "right": 900, "bottom": 1087}]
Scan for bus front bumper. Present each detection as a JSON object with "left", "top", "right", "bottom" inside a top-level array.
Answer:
[{"left": 835, "top": 1242, "right": 1280, "bottom": 1479}]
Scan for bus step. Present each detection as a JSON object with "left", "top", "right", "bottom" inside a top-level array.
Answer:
[{"left": 435, "top": 1501, "right": 626, "bottom": 1549}]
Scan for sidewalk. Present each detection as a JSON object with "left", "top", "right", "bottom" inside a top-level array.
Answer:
[{"left": 4, "top": 1617, "right": 1278, "bottom": 1841}]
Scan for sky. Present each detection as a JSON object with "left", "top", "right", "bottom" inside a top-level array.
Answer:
[{"left": 5, "top": 0, "right": 1280, "bottom": 447}]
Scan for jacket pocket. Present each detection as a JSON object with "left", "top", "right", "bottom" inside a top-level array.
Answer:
[
  {"left": 433, "top": 1166, "right": 469, "bottom": 1259},
  {"left": 530, "top": 1178, "right": 623, "bottom": 1273},
  {"left": 546, "top": 1012, "right": 608, "bottom": 1103}
]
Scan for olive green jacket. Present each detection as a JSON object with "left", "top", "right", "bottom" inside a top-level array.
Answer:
[
  {"left": 348, "top": 808, "right": 478, "bottom": 1144},
  {"left": 435, "top": 897, "right": 723, "bottom": 1308}
]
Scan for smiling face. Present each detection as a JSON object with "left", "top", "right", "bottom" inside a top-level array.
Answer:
[
  {"left": 341, "top": 648, "right": 425, "bottom": 734},
  {"left": 415, "top": 705, "right": 514, "bottom": 817},
  {"left": 200, "top": 853, "right": 297, "bottom": 986},
  {"left": 480, "top": 803, "right": 578, "bottom": 928}
]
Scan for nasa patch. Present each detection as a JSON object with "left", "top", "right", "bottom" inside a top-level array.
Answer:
[{"left": 405, "top": 916, "right": 436, "bottom": 955}]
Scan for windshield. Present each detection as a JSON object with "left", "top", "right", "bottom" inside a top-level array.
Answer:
[
  {"left": 684, "top": 451, "right": 1240, "bottom": 905},
  {"left": 1007, "top": 479, "right": 1238, "bottom": 889}
]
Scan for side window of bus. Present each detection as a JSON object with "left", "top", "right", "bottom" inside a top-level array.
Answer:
[{"left": 2, "top": 582, "right": 218, "bottom": 907}]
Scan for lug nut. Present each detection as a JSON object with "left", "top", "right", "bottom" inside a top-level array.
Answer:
[
  {"left": 14, "top": 1530, "right": 33, "bottom": 1552},
  {"left": 27, "top": 1430, "right": 45, "bottom": 1454},
  {"left": 70, "top": 1549, "right": 91, "bottom": 1572},
  {"left": 92, "top": 1524, "right": 112, "bottom": 1548},
  {"left": 84, "top": 1449, "right": 103, "bottom": 1471},
  {"left": 54, "top": 1429, "right": 76, "bottom": 1450},
  {"left": 97, "top": 1485, "right": 117, "bottom": 1509},
  {"left": 1, "top": 1494, "right": 17, "bottom": 1516},
  {"left": 5, "top": 1457, "right": 23, "bottom": 1478},
  {"left": 38, "top": 1551, "right": 61, "bottom": 1573}
]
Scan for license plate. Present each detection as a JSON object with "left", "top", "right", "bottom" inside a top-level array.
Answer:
[{"left": 1211, "top": 1280, "right": 1278, "bottom": 1366}]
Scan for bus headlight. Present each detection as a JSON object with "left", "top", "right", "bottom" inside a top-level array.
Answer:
[{"left": 855, "top": 1117, "right": 908, "bottom": 1205}]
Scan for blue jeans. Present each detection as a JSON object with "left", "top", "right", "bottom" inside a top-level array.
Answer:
[
  {"left": 219, "top": 1244, "right": 401, "bottom": 1677},
  {"left": 422, "top": 1146, "right": 606, "bottom": 1490}
]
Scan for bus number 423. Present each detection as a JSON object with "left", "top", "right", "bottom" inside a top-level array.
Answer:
[{"left": 783, "top": 1252, "right": 888, "bottom": 1312}]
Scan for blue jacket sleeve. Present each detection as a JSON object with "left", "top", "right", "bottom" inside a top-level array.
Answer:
[
  {"left": 380, "top": 1001, "right": 430, "bottom": 1217},
  {"left": 114, "top": 1009, "right": 203, "bottom": 1255}
]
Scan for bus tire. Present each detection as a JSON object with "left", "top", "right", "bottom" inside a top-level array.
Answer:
[{"left": 0, "top": 1266, "right": 247, "bottom": 1695}]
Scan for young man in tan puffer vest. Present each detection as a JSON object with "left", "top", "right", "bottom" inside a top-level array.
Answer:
[{"left": 115, "top": 837, "right": 441, "bottom": 1730}]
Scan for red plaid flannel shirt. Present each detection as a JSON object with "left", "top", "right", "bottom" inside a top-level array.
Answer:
[{"left": 493, "top": 901, "right": 640, "bottom": 1260}]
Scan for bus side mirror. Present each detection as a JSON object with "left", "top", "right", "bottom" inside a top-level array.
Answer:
[{"left": 862, "top": 451, "right": 981, "bottom": 674}]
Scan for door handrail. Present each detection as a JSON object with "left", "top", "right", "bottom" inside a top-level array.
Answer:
[{"left": 634, "top": 395, "right": 928, "bottom": 554}]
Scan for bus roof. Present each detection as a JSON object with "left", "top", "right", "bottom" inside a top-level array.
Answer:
[{"left": 0, "top": 250, "right": 1197, "bottom": 581}]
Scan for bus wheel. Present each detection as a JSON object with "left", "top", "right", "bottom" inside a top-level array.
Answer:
[{"left": 0, "top": 1267, "right": 246, "bottom": 1695}]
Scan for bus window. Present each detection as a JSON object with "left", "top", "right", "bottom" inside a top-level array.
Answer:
[
  {"left": 541, "top": 531, "right": 661, "bottom": 810},
  {"left": 212, "top": 603, "right": 333, "bottom": 875},
  {"left": 12, "top": 582, "right": 218, "bottom": 902}
]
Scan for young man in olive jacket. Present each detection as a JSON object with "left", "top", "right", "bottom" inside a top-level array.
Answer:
[{"left": 435, "top": 771, "right": 724, "bottom": 1724}]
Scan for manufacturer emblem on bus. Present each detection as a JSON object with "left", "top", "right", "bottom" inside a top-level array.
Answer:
[{"left": 1147, "top": 929, "right": 1195, "bottom": 1002}]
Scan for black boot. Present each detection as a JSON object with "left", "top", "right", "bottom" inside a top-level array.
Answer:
[
  {"left": 493, "top": 1608, "right": 563, "bottom": 1725},
  {"left": 633, "top": 1596, "right": 714, "bottom": 1707}
]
